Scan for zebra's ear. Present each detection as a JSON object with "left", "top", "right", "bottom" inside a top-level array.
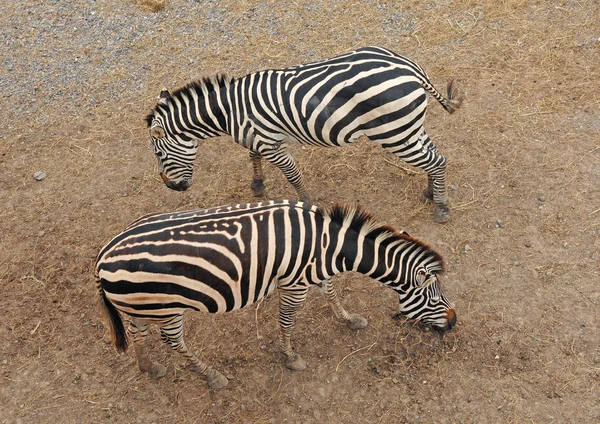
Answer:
[
  {"left": 158, "top": 88, "right": 171, "bottom": 105},
  {"left": 399, "top": 230, "right": 411, "bottom": 237},
  {"left": 150, "top": 125, "right": 166, "bottom": 139}
]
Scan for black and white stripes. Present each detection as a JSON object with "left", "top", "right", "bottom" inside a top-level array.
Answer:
[
  {"left": 145, "top": 46, "right": 463, "bottom": 222},
  {"left": 97, "top": 200, "right": 455, "bottom": 388}
]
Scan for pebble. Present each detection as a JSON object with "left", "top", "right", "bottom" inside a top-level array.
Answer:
[
  {"left": 538, "top": 195, "right": 546, "bottom": 202},
  {"left": 449, "top": 184, "right": 457, "bottom": 190},
  {"left": 495, "top": 219, "right": 503, "bottom": 228},
  {"left": 32, "top": 170, "right": 46, "bottom": 181}
]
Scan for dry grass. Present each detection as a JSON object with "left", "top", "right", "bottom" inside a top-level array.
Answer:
[
  {"left": 134, "top": 0, "right": 168, "bottom": 13},
  {"left": 1, "top": 0, "right": 599, "bottom": 423}
]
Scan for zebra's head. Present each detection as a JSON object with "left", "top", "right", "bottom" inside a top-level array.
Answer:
[
  {"left": 327, "top": 205, "right": 457, "bottom": 334},
  {"left": 145, "top": 88, "right": 200, "bottom": 192},
  {"left": 395, "top": 260, "right": 456, "bottom": 334}
]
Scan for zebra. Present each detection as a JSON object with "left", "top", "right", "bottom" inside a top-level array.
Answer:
[
  {"left": 145, "top": 46, "right": 463, "bottom": 223},
  {"left": 96, "top": 200, "right": 456, "bottom": 389}
]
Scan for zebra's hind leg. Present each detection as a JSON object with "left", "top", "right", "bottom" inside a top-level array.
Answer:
[
  {"left": 128, "top": 319, "right": 167, "bottom": 379},
  {"left": 319, "top": 279, "right": 368, "bottom": 330},
  {"left": 158, "top": 314, "right": 228, "bottom": 389},
  {"left": 278, "top": 287, "right": 309, "bottom": 371},
  {"left": 388, "top": 130, "right": 450, "bottom": 223},
  {"left": 249, "top": 150, "right": 267, "bottom": 198}
]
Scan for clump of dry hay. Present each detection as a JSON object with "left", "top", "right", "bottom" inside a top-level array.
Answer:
[{"left": 134, "top": 0, "right": 167, "bottom": 13}]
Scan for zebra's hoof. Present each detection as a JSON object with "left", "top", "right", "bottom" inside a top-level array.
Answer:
[
  {"left": 206, "top": 370, "right": 228, "bottom": 389},
  {"left": 346, "top": 314, "right": 368, "bottom": 330},
  {"left": 250, "top": 180, "right": 266, "bottom": 198},
  {"left": 285, "top": 353, "right": 307, "bottom": 371},
  {"left": 433, "top": 205, "right": 450, "bottom": 223},
  {"left": 148, "top": 362, "right": 167, "bottom": 379}
]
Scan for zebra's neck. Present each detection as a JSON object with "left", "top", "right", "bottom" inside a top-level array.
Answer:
[
  {"left": 166, "top": 76, "right": 233, "bottom": 139},
  {"left": 322, "top": 205, "right": 443, "bottom": 287}
]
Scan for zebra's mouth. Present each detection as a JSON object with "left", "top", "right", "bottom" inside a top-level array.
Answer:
[
  {"left": 392, "top": 308, "right": 456, "bottom": 334},
  {"left": 160, "top": 173, "right": 190, "bottom": 191}
]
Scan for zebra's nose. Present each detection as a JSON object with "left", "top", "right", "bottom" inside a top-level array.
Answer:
[
  {"left": 436, "top": 308, "right": 456, "bottom": 334},
  {"left": 446, "top": 308, "right": 456, "bottom": 329}
]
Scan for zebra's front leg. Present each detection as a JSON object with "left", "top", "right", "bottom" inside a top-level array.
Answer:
[
  {"left": 249, "top": 150, "right": 267, "bottom": 198},
  {"left": 262, "top": 144, "right": 312, "bottom": 204},
  {"left": 319, "top": 279, "right": 368, "bottom": 330},
  {"left": 278, "top": 287, "right": 309, "bottom": 371},
  {"left": 159, "top": 315, "right": 228, "bottom": 389},
  {"left": 128, "top": 319, "right": 167, "bottom": 379}
]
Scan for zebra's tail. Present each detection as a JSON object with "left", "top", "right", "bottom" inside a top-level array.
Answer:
[
  {"left": 421, "top": 78, "right": 464, "bottom": 114},
  {"left": 97, "top": 277, "right": 128, "bottom": 353}
]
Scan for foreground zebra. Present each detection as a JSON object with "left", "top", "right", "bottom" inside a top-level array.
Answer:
[
  {"left": 145, "top": 46, "right": 463, "bottom": 223},
  {"left": 96, "top": 200, "right": 456, "bottom": 389}
]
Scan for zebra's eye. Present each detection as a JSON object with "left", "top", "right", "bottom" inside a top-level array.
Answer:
[{"left": 415, "top": 269, "right": 428, "bottom": 286}]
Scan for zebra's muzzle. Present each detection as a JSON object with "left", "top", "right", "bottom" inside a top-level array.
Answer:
[
  {"left": 160, "top": 172, "right": 190, "bottom": 191},
  {"left": 435, "top": 308, "right": 457, "bottom": 334}
]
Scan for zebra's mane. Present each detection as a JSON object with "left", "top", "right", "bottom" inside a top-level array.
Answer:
[
  {"left": 145, "top": 75, "right": 231, "bottom": 127},
  {"left": 326, "top": 204, "right": 445, "bottom": 273}
]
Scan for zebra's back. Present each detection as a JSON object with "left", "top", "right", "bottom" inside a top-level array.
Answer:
[
  {"left": 96, "top": 200, "right": 321, "bottom": 316},
  {"left": 241, "top": 46, "right": 431, "bottom": 147}
]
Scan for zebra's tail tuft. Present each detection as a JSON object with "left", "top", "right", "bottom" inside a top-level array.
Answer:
[
  {"left": 442, "top": 79, "right": 464, "bottom": 114},
  {"left": 97, "top": 278, "right": 128, "bottom": 353}
]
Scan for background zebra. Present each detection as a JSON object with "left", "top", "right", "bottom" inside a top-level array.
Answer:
[
  {"left": 145, "top": 46, "right": 463, "bottom": 223},
  {"left": 96, "top": 200, "right": 456, "bottom": 389}
]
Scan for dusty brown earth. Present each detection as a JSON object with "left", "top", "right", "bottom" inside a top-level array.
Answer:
[{"left": 1, "top": 0, "right": 599, "bottom": 423}]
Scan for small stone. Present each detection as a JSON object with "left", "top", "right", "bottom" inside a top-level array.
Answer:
[
  {"left": 37, "top": 230, "right": 45, "bottom": 237},
  {"left": 463, "top": 244, "right": 472, "bottom": 253},
  {"left": 449, "top": 184, "right": 457, "bottom": 190},
  {"left": 462, "top": 183, "right": 469, "bottom": 188},
  {"left": 563, "top": 242, "right": 568, "bottom": 248},
  {"left": 495, "top": 219, "right": 503, "bottom": 228},
  {"left": 33, "top": 171, "right": 46, "bottom": 181},
  {"left": 495, "top": 355, "right": 500, "bottom": 360},
  {"left": 538, "top": 195, "right": 546, "bottom": 202}
]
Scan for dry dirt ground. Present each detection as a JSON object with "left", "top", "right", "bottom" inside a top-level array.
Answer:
[{"left": 1, "top": 1, "right": 599, "bottom": 423}]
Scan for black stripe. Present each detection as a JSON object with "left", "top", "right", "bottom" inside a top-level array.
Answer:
[{"left": 102, "top": 279, "right": 220, "bottom": 313}]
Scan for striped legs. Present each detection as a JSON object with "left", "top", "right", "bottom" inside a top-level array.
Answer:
[
  {"left": 128, "top": 319, "right": 167, "bottom": 379},
  {"left": 386, "top": 129, "right": 450, "bottom": 223},
  {"left": 319, "top": 279, "right": 368, "bottom": 330},
  {"left": 249, "top": 150, "right": 266, "bottom": 198},
  {"left": 128, "top": 316, "right": 228, "bottom": 389},
  {"left": 258, "top": 140, "right": 312, "bottom": 203},
  {"left": 278, "top": 287, "right": 309, "bottom": 371},
  {"left": 158, "top": 314, "right": 228, "bottom": 389}
]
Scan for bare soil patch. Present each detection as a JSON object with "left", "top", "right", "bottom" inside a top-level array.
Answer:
[{"left": 1, "top": 1, "right": 599, "bottom": 423}]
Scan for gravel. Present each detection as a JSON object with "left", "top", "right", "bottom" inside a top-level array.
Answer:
[{"left": 0, "top": 1, "right": 241, "bottom": 139}]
